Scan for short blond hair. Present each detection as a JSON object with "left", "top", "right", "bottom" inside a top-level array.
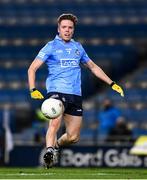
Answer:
[{"left": 57, "top": 13, "right": 78, "bottom": 26}]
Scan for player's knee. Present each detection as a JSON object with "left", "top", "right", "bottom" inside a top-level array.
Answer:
[{"left": 68, "top": 134, "right": 80, "bottom": 143}]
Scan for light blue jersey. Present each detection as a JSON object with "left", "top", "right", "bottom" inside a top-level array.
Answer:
[{"left": 36, "top": 35, "right": 90, "bottom": 96}]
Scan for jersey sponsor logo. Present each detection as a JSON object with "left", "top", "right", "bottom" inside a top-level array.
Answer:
[{"left": 60, "top": 59, "right": 79, "bottom": 67}]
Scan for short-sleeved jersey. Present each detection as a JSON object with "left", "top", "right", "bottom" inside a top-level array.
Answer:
[{"left": 36, "top": 35, "right": 90, "bottom": 96}]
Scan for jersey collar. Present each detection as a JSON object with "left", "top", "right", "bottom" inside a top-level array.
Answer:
[{"left": 55, "top": 35, "right": 74, "bottom": 42}]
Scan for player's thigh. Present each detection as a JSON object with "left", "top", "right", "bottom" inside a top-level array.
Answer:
[{"left": 63, "top": 114, "right": 82, "bottom": 135}]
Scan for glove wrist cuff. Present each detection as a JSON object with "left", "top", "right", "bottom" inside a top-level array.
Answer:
[
  {"left": 30, "top": 88, "right": 37, "bottom": 92},
  {"left": 110, "top": 81, "right": 115, "bottom": 87}
]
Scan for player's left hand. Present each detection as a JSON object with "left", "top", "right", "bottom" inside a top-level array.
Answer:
[{"left": 111, "top": 82, "right": 124, "bottom": 97}]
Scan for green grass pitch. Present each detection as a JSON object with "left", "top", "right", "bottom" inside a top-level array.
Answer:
[{"left": 0, "top": 167, "right": 147, "bottom": 179}]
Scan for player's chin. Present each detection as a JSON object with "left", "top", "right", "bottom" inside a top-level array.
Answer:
[{"left": 63, "top": 37, "right": 71, "bottom": 42}]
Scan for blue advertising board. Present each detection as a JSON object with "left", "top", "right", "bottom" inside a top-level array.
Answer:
[
  {"left": 8, "top": 145, "right": 147, "bottom": 167},
  {"left": 59, "top": 146, "right": 147, "bottom": 167}
]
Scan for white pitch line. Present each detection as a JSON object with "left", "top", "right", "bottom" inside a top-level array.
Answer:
[
  {"left": 0, "top": 172, "right": 121, "bottom": 176},
  {"left": 0, "top": 173, "right": 55, "bottom": 176}
]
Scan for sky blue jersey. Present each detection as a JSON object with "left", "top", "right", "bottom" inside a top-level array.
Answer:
[{"left": 36, "top": 35, "right": 90, "bottom": 96}]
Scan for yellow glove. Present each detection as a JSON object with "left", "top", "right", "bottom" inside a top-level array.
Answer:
[
  {"left": 111, "top": 82, "right": 124, "bottom": 97},
  {"left": 30, "top": 88, "right": 44, "bottom": 99}
]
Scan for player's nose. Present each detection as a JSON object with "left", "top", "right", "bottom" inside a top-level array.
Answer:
[{"left": 65, "top": 27, "right": 70, "bottom": 32}]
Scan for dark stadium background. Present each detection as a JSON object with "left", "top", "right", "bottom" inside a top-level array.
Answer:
[{"left": 0, "top": 0, "right": 147, "bottom": 168}]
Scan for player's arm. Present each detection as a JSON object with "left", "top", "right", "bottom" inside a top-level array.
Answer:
[
  {"left": 28, "top": 58, "right": 44, "bottom": 99},
  {"left": 85, "top": 59, "right": 124, "bottom": 97}
]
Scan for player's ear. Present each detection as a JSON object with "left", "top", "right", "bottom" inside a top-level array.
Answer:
[{"left": 57, "top": 23, "right": 60, "bottom": 33}]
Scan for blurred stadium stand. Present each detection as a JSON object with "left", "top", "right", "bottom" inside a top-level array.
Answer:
[{"left": 0, "top": 0, "right": 147, "bottom": 145}]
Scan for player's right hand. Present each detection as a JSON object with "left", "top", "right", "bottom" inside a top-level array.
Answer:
[
  {"left": 110, "top": 82, "right": 124, "bottom": 97},
  {"left": 30, "top": 88, "right": 44, "bottom": 99}
]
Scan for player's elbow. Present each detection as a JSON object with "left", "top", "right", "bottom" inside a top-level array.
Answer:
[
  {"left": 28, "top": 66, "right": 36, "bottom": 76},
  {"left": 28, "top": 67, "right": 31, "bottom": 75}
]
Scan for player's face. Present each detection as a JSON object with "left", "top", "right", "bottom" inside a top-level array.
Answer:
[{"left": 58, "top": 20, "right": 74, "bottom": 42}]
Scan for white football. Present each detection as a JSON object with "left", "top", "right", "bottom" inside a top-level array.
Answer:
[{"left": 41, "top": 98, "right": 63, "bottom": 119}]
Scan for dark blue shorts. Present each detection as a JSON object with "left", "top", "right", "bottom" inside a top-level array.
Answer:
[{"left": 45, "top": 92, "right": 83, "bottom": 116}]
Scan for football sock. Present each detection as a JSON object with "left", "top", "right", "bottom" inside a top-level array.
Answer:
[
  {"left": 55, "top": 141, "right": 60, "bottom": 150},
  {"left": 46, "top": 147, "right": 54, "bottom": 153}
]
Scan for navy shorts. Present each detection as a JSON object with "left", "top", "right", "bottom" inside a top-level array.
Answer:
[{"left": 45, "top": 92, "right": 83, "bottom": 116}]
